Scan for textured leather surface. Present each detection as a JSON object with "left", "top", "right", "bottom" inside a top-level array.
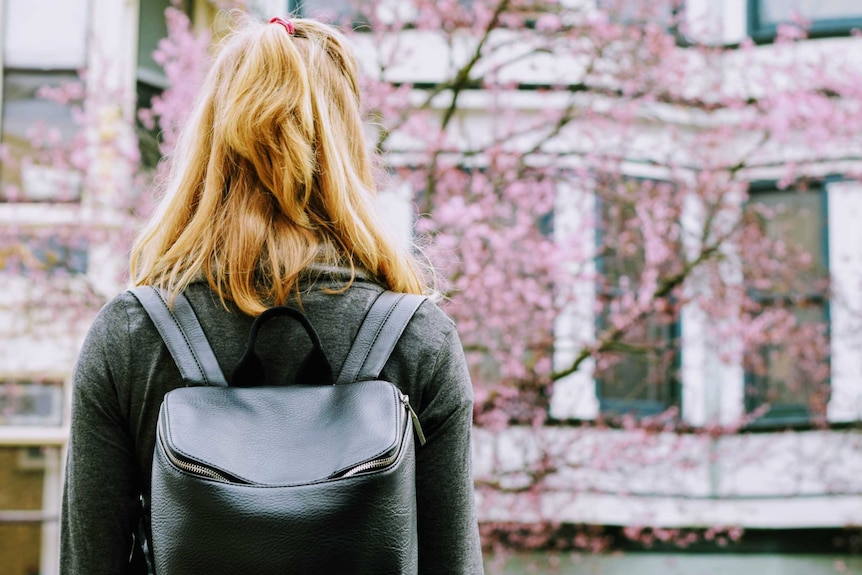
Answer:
[
  {"left": 129, "top": 287, "right": 228, "bottom": 386},
  {"left": 337, "top": 292, "right": 427, "bottom": 384},
  {"left": 152, "top": 419, "right": 418, "bottom": 575},
  {"left": 160, "top": 381, "right": 402, "bottom": 484}
]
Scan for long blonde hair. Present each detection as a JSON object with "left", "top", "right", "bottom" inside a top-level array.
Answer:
[{"left": 130, "top": 16, "right": 426, "bottom": 315}]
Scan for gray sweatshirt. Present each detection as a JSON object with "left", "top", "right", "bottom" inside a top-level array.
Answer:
[{"left": 60, "top": 267, "right": 484, "bottom": 574}]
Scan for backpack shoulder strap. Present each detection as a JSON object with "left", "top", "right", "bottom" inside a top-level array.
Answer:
[
  {"left": 337, "top": 291, "right": 427, "bottom": 384},
  {"left": 129, "top": 286, "right": 228, "bottom": 387}
]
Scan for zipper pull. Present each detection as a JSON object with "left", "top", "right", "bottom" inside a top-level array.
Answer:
[{"left": 400, "top": 394, "right": 426, "bottom": 446}]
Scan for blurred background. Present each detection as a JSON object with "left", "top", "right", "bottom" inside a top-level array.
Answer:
[{"left": 1, "top": 0, "right": 861, "bottom": 573}]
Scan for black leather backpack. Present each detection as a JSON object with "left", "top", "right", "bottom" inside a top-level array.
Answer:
[{"left": 130, "top": 287, "right": 427, "bottom": 574}]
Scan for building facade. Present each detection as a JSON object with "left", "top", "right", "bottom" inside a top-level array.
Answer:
[{"left": 1, "top": 0, "right": 861, "bottom": 573}]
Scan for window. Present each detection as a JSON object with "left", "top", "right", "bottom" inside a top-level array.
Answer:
[
  {"left": 748, "top": 0, "right": 862, "bottom": 41},
  {"left": 594, "top": 178, "right": 681, "bottom": 417},
  {"left": 288, "top": 0, "right": 369, "bottom": 28},
  {"left": 0, "top": 0, "right": 89, "bottom": 202},
  {"left": 0, "top": 382, "right": 64, "bottom": 426},
  {"left": 0, "top": 233, "right": 89, "bottom": 276},
  {"left": 136, "top": 0, "right": 193, "bottom": 168},
  {"left": 743, "top": 183, "right": 830, "bottom": 424},
  {"left": 291, "top": 0, "right": 554, "bottom": 30},
  {"left": 290, "top": 0, "right": 350, "bottom": 17},
  {"left": 597, "top": 0, "right": 680, "bottom": 28},
  {"left": 0, "top": 446, "right": 57, "bottom": 575}
]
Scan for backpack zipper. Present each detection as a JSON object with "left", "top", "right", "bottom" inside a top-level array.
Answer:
[
  {"left": 340, "top": 393, "right": 425, "bottom": 478},
  {"left": 159, "top": 428, "right": 238, "bottom": 483},
  {"left": 400, "top": 393, "right": 426, "bottom": 446},
  {"left": 341, "top": 450, "right": 400, "bottom": 477},
  {"left": 165, "top": 450, "right": 232, "bottom": 482}
]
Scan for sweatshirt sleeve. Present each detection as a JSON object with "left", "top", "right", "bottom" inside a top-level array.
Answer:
[
  {"left": 415, "top": 325, "right": 484, "bottom": 574},
  {"left": 61, "top": 298, "right": 143, "bottom": 575}
]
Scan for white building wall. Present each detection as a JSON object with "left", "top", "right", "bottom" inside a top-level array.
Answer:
[
  {"left": 550, "top": 180, "right": 600, "bottom": 420},
  {"left": 827, "top": 180, "right": 862, "bottom": 422},
  {"left": 474, "top": 427, "right": 862, "bottom": 527}
]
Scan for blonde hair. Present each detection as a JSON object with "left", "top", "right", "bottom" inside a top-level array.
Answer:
[{"left": 130, "top": 16, "right": 426, "bottom": 315}]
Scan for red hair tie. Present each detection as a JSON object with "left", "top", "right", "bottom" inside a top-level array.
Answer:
[{"left": 269, "top": 17, "right": 295, "bottom": 35}]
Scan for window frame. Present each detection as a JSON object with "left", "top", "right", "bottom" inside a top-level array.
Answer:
[
  {"left": 742, "top": 180, "right": 832, "bottom": 427},
  {"left": 0, "top": 232, "right": 90, "bottom": 276},
  {"left": 594, "top": 306, "right": 682, "bottom": 417},
  {"left": 288, "top": 0, "right": 374, "bottom": 30},
  {"left": 134, "top": 0, "right": 195, "bottom": 169},
  {"left": 0, "top": 381, "right": 65, "bottom": 427},
  {"left": 592, "top": 177, "right": 683, "bottom": 419},
  {"left": 288, "top": 0, "right": 577, "bottom": 32},
  {"left": 747, "top": 0, "right": 862, "bottom": 43}
]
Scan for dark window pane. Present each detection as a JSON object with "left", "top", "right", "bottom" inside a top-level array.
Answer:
[
  {"left": 137, "top": 0, "right": 191, "bottom": 86},
  {"left": 751, "top": 0, "right": 862, "bottom": 40},
  {"left": 598, "top": 0, "right": 677, "bottom": 27},
  {"left": 0, "top": 234, "right": 88, "bottom": 275},
  {"left": 596, "top": 314, "right": 678, "bottom": 416},
  {"left": 744, "top": 186, "right": 830, "bottom": 423},
  {"left": 598, "top": 196, "right": 644, "bottom": 287},
  {"left": 297, "top": 0, "right": 352, "bottom": 16},
  {"left": 293, "top": 0, "right": 371, "bottom": 28},
  {"left": 745, "top": 304, "right": 830, "bottom": 422},
  {"left": 136, "top": 0, "right": 193, "bottom": 167},
  {"left": 758, "top": 0, "right": 862, "bottom": 25},
  {"left": 745, "top": 187, "right": 827, "bottom": 290},
  {"left": 0, "top": 382, "right": 64, "bottom": 426},
  {"left": 595, "top": 179, "right": 681, "bottom": 416}
]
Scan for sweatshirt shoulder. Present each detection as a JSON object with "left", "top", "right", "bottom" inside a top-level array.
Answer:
[
  {"left": 396, "top": 296, "right": 460, "bottom": 360},
  {"left": 73, "top": 292, "right": 140, "bottom": 395},
  {"left": 85, "top": 290, "right": 155, "bottom": 347},
  {"left": 412, "top": 296, "right": 457, "bottom": 332},
  {"left": 84, "top": 291, "right": 134, "bottom": 341}
]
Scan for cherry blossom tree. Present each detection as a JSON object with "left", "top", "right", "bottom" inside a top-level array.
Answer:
[
  {"left": 344, "top": 0, "right": 856, "bottom": 425},
  {"left": 6, "top": 0, "right": 862, "bottom": 566},
  {"left": 335, "top": 0, "right": 862, "bottom": 562}
]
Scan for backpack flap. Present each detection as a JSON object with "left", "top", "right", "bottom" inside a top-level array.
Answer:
[
  {"left": 157, "top": 302, "right": 407, "bottom": 484},
  {"left": 156, "top": 380, "right": 407, "bottom": 484}
]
